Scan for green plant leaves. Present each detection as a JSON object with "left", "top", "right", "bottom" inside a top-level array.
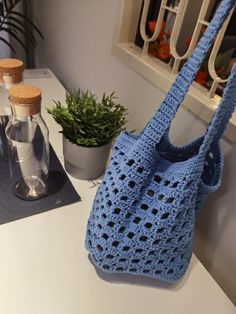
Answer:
[
  {"left": 9, "top": 11, "right": 43, "bottom": 39},
  {"left": 0, "top": 2, "right": 4, "bottom": 17},
  {"left": 47, "top": 90, "right": 128, "bottom": 147},
  {"left": 0, "top": 0, "right": 43, "bottom": 53},
  {"left": 0, "top": 35, "right": 16, "bottom": 52}
]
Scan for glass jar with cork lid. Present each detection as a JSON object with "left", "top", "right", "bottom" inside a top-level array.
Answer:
[
  {"left": 0, "top": 58, "right": 24, "bottom": 160},
  {"left": 6, "top": 84, "right": 49, "bottom": 200}
]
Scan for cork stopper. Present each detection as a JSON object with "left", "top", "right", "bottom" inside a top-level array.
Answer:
[
  {"left": 0, "top": 58, "right": 24, "bottom": 74},
  {"left": 0, "top": 58, "right": 24, "bottom": 85},
  {"left": 9, "top": 84, "right": 42, "bottom": 117}
]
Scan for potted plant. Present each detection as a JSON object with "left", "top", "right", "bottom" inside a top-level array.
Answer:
[{"left": 47, "top": 89, "right": 128, "bottom": 180}]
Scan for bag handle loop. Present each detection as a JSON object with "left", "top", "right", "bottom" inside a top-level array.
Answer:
[
  {"left": 138, "top": 0, "right": 236, "bottom": 155},
  {"left": 198, "top": 63, "right": 236, "bottom": 161}
]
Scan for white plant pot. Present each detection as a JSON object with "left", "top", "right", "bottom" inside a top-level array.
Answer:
[{"left": 63, "top": 136, "right": 111, "bottom": 180}]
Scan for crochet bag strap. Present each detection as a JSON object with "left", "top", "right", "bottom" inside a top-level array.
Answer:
[
  {"left": 198, "top": 63, "right": 236, "bottom": 160},
  {"left": 137, "top": 0, "right": 236, "bottom": 155}
]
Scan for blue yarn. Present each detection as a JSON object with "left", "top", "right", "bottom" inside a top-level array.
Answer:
[{"left": 85, "top": 0, "right": 236, "bottom": 283}]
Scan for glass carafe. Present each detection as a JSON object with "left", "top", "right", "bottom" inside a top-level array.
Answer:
[
  {"left": 0, "top": 58, "right": 24, "bottom": 161},
  {"left": 6, "top": 85, "right": 49, "bottom": 200}
]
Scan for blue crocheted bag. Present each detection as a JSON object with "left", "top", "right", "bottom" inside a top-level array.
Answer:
[{"left": 85, "top": 0, "right": 236, "bottom": 283}]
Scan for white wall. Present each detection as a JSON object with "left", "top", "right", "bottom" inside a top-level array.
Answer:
[{"left": 34, "top": 0, "right": 236, "bottom": 304}]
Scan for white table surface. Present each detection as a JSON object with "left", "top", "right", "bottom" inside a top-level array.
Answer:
[{"left": 0, "top": 69, "right": 235, "bottom": 314}]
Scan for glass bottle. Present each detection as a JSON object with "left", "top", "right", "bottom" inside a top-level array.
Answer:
[
  {"left": 0, "top": 58, "right": 24, "bottom": 161},
  {"left": 6, "top": 85, "right": 49, "bottom": 200}
]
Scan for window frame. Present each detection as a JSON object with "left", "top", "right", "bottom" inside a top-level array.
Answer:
[{"left": 112, "top": 0, "right": 236, "bottom": 143}]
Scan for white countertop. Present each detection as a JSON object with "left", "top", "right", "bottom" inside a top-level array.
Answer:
[{"left": 0, "top": 69, "right": 235, "bottom": 314}]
